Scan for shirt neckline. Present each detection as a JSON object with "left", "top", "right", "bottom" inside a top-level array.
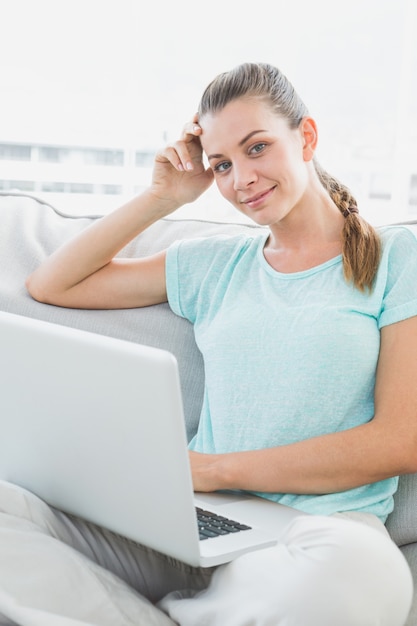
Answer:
[{"left": 256, "top": 232, "right": 343, "bottom": 279}]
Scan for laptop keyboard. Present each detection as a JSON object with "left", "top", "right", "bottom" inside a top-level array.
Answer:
[{"left": 196, "top": 507, "right": 252, "bottom": 540}]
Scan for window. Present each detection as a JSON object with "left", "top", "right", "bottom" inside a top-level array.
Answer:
[
  {"left": 0, "top": 180, "right": 34, "bottom": 191},
  {"left": 39, "top": 147, "right": 67, "bottom": 163},
  {"left": 83, "top": 150, "right": 124, "bottom": 167},
  {"left": 101, "top": 184, "right": 123, "bottom": 195},
  {"left": 136, "top": 151, "right": 156, "bottom": 168},
  {"left": 41, "top": 182, "right": 66, "bottom": 193},
  {"left": 1, "top": 0, "right": 416, "bottom": 224},
  {"left": 68, "top": 183, "right": 94, "bottom": 194},
  {"left": 0, "top": 144, "right": 31, "bottom": 161},
  {"left": 38, "top": 146, "right": 124, "bottom": 166}
]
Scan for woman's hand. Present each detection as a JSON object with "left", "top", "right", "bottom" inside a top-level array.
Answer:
[{"left": 151, "top": 115, "right": 214, "bottom": 209}]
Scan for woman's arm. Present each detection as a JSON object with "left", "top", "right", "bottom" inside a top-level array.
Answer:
[
  {"left": 190, "top": 315, "right": 417, "bottom": 494},
  {"left": 26, "top": 120, "right": 213, "bottom": 309}
]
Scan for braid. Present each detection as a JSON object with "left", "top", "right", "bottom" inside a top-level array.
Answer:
[{"left": 314, "top": 160, "right": 381, "bottom": 292}]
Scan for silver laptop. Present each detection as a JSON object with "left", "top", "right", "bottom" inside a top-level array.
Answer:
[{"left": 0, "top": 310, "right": 302, "bottom": 567}]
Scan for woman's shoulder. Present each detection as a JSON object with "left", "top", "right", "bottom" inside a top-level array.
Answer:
[
  {"left": 377, "top": 224, "right": 417, "bottom": 267},
  {"left": 375, "top": 224, "right": 417, "bottom": 327},
  {"left": 168, "top": 230, "right": 266, "bottom": 261},
  {"left": 378, "top": 224, "right": 417, "bottom": 248},
  {"left": 375, "top": 224, "right": 417, "bottom": 289}
]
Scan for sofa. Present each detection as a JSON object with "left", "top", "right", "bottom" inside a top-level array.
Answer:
[{"left": 1, "top": 190, "right": 417, "bottom": 624}]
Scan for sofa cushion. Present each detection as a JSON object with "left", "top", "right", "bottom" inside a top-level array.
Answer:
[
  {"left": 400, "top": 543, "right": 417, "bottom": 625},
  {"left": 386, "top": 472, "right": 417, "bottom": 546},
  {"left": 0, "top": 191, "right": 262, "bottom": 439}
]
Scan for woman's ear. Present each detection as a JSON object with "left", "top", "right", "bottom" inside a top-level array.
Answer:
[{"left": 300, "top": 117, "right": 318, "bottom": 162}]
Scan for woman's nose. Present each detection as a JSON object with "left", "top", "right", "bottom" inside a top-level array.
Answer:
[{"left": 233, "top": 163, "right": 258, "bottom": 190}]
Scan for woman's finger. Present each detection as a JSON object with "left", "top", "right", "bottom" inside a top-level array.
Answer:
[
  {"left": 157, "top": 142, "right": 194, "bottom": 172},
  {"left": 181, "top": 115, "right": 202, "bottom": 142},
  {"left": 157, "top": 115, "right": 203, "bottom": 172}
]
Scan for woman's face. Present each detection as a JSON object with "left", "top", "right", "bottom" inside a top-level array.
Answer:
[{"left": 199, "top": 98, "right": 316, "bottom": 227}]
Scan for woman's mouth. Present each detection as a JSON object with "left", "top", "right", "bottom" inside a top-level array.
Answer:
[{"left": 241, "top": 186, "right": 276, "bottom": 209}]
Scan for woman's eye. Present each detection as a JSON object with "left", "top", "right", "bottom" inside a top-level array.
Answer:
[
  {"left": 214, "top": 161, "right": 231, "bottom": 173},
  {"left": 250, "top": 142, "right": 267, "bottom": 155}
]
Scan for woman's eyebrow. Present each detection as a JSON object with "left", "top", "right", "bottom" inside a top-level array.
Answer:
[
  {"left": 239, "top": 130, "right": 267, "bottom": 146},
  {"left": 207, "top": 130, "right": 267, "bottom": 161}
]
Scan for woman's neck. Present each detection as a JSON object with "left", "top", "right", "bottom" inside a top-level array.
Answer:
[{"left": 263, "top": 193, "right": 345, "bottom": 273}]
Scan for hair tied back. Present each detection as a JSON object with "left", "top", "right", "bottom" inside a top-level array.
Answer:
[{"left": 343, "top": 205, "right": 359, "bottom": 218}]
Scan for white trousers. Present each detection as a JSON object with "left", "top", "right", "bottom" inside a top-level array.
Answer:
[{"left": 0, "top": 480, "right": 412, "bottom": 626}]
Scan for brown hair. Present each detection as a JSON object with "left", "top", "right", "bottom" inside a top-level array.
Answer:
[{"left": 198, "top": 62, "right": 381, "bottom": 292}]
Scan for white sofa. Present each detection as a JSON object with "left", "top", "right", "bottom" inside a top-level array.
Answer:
[{"left": 1, "top": 191, "right": 417, "bottom": 624}]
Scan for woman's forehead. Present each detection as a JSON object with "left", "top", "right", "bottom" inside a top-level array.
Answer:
[{"left": 199, "top": 100, "right": 289, "bottom": 154}]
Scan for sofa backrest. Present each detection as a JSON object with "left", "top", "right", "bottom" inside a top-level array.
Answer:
[{"left": 1, "top": 191, "right": 417, "bottom": 546}]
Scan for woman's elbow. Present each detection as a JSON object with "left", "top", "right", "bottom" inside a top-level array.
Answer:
[
  {"left": 393, "top": 434, "right": 417, "bottom": 476},
  {"left": 402, "top": 444, "right": 417, "bottom": 475},
  {"left": 25, "top": 273, "right": 54, "bottom": 304}
]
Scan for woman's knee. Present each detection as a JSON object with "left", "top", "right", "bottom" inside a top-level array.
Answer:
[
  {"left": 175, "top": 515, "right": 413, "bottom": 626},
  {"left": 274, "top": 515, "right": 413, "bottom": 625}
]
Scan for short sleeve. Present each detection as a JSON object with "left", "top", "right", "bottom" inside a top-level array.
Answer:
[
  {"left": 378, "top": 227, "right": 417, "bottom": 328},
  {"left": 165, "top": 234, "right": 253, "bottom": 323},
  {"left": 165, "top": 237, "right": 206, "bottom": 322},
  {"left": 165, "top": 239, "right": 184, "bottom": 318}
]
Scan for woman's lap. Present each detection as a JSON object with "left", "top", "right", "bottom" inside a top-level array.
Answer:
[{"left": 0, "top": 480, "right": 412, "bottom": 626}]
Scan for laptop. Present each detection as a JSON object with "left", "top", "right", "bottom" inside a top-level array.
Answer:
[{"left": 0, "top": 310, "right": 302, "bottom": 567}]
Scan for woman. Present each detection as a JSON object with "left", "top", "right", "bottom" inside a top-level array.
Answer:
[{"left": 3, "top": 62, "right": 417, "bottom": 625}]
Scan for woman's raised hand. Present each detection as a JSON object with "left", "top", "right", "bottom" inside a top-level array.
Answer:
[
  {"left": 151, "top": 115, "right": 214, "bottom": 210},
  {"left": 26, "top": 116, "right": 214, "bottom": 310}
]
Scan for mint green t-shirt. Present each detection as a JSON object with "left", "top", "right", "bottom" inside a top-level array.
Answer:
[{"left": 165, "top": 226, "right": 417, "bottom": 521}]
